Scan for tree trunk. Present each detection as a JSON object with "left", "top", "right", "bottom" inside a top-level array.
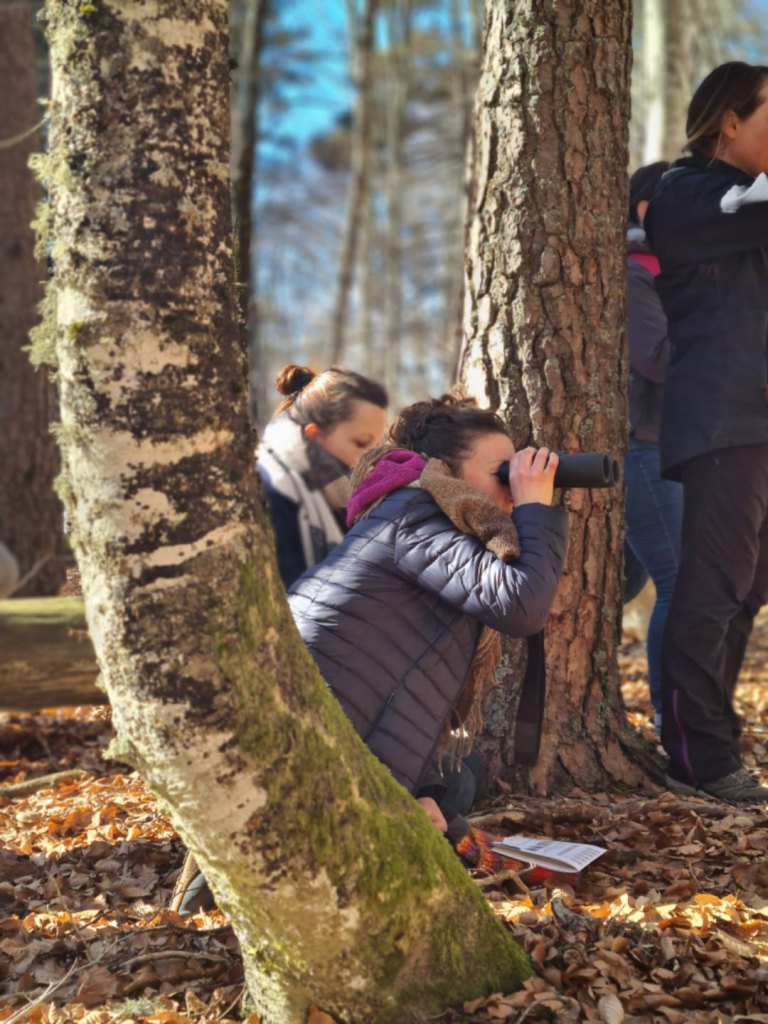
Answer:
[
  {"left": 0, "top": 4, "right": 65, "bottom": 597},
  {"left": 39, "top": 2, "right": 531, "bottom": 1021},
  {"left": 448, "top": 0, "right": 480, "bottom": 377},
  {"left": 330, "top": 0, "right": 377, "bottom": 363},
  {"left": 640, "top": 0, "right": 694, "bottom": 165},
  {"left": 641, "top": 0, "right": 665, "bottom": 163},
  {"left": 382, "top": 0, "right": 410, "bottom": 403},
  {"left": 458, "top": 0, "right": 660, "bottom": 794},
  {"left": 230, "top": 0, "right": 268, "bottom": 426},
  {"left": 0, "top": 597, "right": 102, "bottom": 710},
  {"left": 662, "top": 0, "right": 692, "bottom": 162}
]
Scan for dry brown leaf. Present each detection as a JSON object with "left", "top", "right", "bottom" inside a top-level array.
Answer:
[
  {"left": 306, "top": 1008, "right": 338, "bottom": 1024},
  {"left": 76, "top": 964, "right": 121, "bottom": 1008},
  {"left": 79, "top": 1011, "right": 111, "bottom": 1024}
]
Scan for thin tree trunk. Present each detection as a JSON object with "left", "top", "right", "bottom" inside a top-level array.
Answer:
[
  {"left": 382, "top": 0, "right": 411, "bottom": 402},
  {"left": 459, "top": 0, "right": 660, "bottom": 794},
  {"left": 38, "top": 2, "right": 531, "bottom": 1020},
  {"left": 359, "top": 186, "right": 376, "bottom": 375},
  {"left": 448, "top": 0, "right": 480, "bottom": 377},
  {"left": 330, "top": 0, "right": 377, "bottom": 363},
  {"left": 642, "top": 0, "right": 665, "bottom": 163},
  {"left": 0, "top": 4, "right": 64, "bottom": 596},
  {"left": 662, "top": 0, "right": 692, "bottom": 162},
  {"left": 231, "top": 0, "right": 268, "bottom": 426}
]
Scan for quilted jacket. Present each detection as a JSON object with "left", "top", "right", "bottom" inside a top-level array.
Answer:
[{"left": 288, "top": 486, "right": 568, "bottom": 794}]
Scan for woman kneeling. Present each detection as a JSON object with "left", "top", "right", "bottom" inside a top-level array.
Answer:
[{"left": 288, "top": 396, "right": 568, "bottom": 867}]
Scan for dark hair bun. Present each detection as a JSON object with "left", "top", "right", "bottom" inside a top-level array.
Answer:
[
  {"left": 275, "top": 364, "right": 316, "bottom": 397},
  {"left": 389, "top": 394, "right": 476, "bottom": 447}
]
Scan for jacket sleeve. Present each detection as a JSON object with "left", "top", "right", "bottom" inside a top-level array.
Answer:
[
  {"left": 393, "top": 500, "right": 568, "bottom": 637},
  {"left": 626, "top": 262, "right": 670, "bottom": 384},
  {"left": 646, "top": 172, "right": 768, "bottom": 264},
  {"left": 257, "top": 470, "right": 308, "bottom": 590}
]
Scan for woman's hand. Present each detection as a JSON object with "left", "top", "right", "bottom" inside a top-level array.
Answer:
[
  {"left": 417, "top": 796, "right": 447, "bottom": 832},
  {"left": 508, "top": 447, "right": 558, "bottom": 507}
]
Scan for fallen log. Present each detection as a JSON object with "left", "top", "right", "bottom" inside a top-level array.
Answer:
[{"left": 0, "top": 597, "right": 104, "bottom": 710}]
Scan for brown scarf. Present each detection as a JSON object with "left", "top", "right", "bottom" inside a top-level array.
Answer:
[
  {"left": 351, "top": 445, "right": 520, "bottom": 769},
  {"left": 419, "top": 460, "right": 519, "bottom": 769}
]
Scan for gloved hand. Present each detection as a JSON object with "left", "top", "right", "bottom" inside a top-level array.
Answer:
[{"left": 453, "top": 828, "right": 524, "bottom": 873}]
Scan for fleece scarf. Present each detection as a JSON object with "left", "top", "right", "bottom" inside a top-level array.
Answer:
[
  {"left": 348, "top": 444, "right": 546, "bottom": 770},
  {"left": 257, "top": 413, "right": 350, "bottom": 571}
]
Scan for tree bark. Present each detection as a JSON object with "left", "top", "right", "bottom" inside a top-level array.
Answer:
[
  {"left": 330, "top": 0, "right": 377, "bottom": 363},
  {"left": 0, "top": 4, "right": 65, "bottom": 597},
  {"left": 39, "top": 2, "right": 531, "bottom": 1020},
  {"left": 382, "top": 0, "right": 410, "bottom": 403},
  {"left": 641, "top": 0, "right": 665, "bottom": 164},
  {"left": 458, "top": 0, "right": 660, "bottom": 795},
  {"left": 662, "top": 0, "right": 692, "bottom": 163},
  {"left": 230, "top": 0, "right": 268, "bottom": 426},
  {"left": 0, "top": 597, "right": 102, "bottom": 710}
]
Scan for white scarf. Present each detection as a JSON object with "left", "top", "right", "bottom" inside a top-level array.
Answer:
[{"left": 256, "top": 414, "right": 347, "bottom": 571}]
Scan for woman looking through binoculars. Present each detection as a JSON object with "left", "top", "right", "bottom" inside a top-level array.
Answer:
[{"left": 288, "top": 395, "right": 568, "bottom": 867}]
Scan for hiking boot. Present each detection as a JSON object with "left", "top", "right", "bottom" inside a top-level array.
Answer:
[
  {"left": 666, "top": 768, "right": 768, "bottom": 803},
  {"left": 178, "top": 872, "right": 217, "bottom": 915}
]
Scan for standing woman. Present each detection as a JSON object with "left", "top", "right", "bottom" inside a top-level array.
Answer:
[
  {"left": 257, "top": 364, "right": 388, "bottom": 588},
  {"left": 645, "top": 62, "right": 768, "bottom": 801}
]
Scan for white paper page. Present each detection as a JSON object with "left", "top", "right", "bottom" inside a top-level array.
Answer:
[{"left": 493, "top": 837, "right": 606, "bottom": 872}]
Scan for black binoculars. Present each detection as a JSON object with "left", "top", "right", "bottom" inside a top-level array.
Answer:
[{"left": 496, "top": 451, "right": 620, "bottom": 490}]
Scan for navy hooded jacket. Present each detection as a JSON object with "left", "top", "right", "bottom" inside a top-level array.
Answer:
[
  {"left": 645, "top": 156, "right": 768, "bottom": 479},
  {"left": 288, "top": 487, "right": 568, "bottom": 794}
]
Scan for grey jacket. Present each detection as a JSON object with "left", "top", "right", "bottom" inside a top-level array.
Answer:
[
  {"left": 627, "top": 229, "right": 670, "bottom": 444},
  {"left": 288, "top": 487, "right": 568, "bottom": 794}
]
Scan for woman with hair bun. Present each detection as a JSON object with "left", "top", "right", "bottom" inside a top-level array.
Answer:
[
  {"left": 288, "top": 395, "right": 568, "bottom": 868},
  {"left": 645, "top": 61, "right": 768, "bottom": 802},
  {"left": 256, "top": 364, "right": 388, "bottom": 588},
  {"left": 178, "top": 365, "right": 388, "bottom": 913}
]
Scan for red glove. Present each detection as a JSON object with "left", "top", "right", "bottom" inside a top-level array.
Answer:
[{"left": 454, "top": 828, "right": 523, "bottom": 873}]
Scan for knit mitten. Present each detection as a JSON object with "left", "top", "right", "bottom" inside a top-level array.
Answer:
[{"left": 454, "top": 828, "right": 524, "bottom": 873}]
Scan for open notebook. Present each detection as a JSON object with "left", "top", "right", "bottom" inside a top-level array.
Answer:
[{"left": 492, "top": 836, "right": 606, "bottom": 873}]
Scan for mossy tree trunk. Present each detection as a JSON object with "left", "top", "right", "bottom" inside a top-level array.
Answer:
[
  {"left": 39, "top": 3, "right": 531, "bottom": 1021},
  {"left": 0, "top": 3, "right": 65, "bottom": 597},
  {"left": 459, "top": 0, "right": 659, "bottom": 794}
]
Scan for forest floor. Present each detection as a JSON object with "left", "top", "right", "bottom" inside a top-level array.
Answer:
[{"left": 2, "top": 618, "right": 768, "bottom": 1024}]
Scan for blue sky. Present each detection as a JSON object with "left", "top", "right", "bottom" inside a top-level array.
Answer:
[
  {"left": 269, "top": 0, "right": 768, "bottom": 151},
  {"left": 268, "top": 2, "right": 350, "bottom": 146}
]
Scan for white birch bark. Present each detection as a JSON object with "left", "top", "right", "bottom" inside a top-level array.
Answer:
[{"left": 39, "top": 2, "right": 531, "bottom": 1021}]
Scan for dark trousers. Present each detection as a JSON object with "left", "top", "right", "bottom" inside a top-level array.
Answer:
[{"left": 661, "top": 444, "right": 768, "bottom": 784}]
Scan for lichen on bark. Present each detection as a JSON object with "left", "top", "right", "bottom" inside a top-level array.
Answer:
[{"left": 40, "top": 1, "right": 533, "bottom": 1020}]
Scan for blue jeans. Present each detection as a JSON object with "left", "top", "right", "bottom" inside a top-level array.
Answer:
[{"left": 623, "top": 438, "right": 684, "bottom": 715}]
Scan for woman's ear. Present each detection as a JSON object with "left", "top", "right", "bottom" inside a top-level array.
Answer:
[
  {"left": 722, "top": 109, "right": 740, "bottom": 141},
  {"left": 304, "top": 422, "right": 321, "bottom": 441}
]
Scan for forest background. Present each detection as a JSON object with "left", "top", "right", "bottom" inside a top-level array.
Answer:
[
  {"left": 4, "top": 2, "right": 768, "bottom": 1023},
  {"left": 246, "top": 0, "right": 768, "bottom": 424}
]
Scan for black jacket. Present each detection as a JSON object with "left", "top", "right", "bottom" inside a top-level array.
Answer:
[
  {"left": 626, "top": 228, "right": 670, "bottom": 444},
  {"left": 288, "top": 487, "right": 568, "bottom": 794},
  {"left": 645, "top": 157, "right": 768, "bottom": 479}
]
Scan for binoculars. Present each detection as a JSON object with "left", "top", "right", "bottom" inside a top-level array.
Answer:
[{"left": 496, "top": 452, "right": 620, "bottom": 490}]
